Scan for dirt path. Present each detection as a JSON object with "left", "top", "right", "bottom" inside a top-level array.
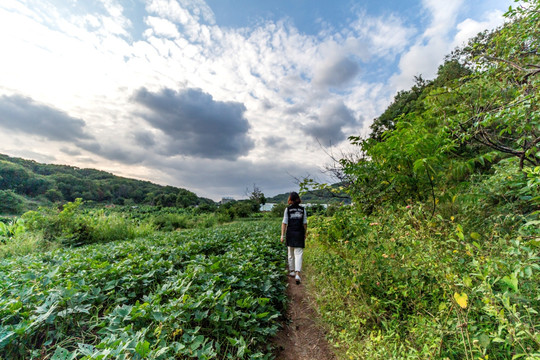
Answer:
[{"left": 272, "top": 275, "right": 336, "bottom": 360}]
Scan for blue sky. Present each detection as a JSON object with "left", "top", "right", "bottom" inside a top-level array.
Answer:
[{"left": 0, "top": 0, "right": 513, "bottom": 200}]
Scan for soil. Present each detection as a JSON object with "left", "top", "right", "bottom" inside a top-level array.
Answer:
[{"left": 272, "top": 275, "right": 336, "bottom": 360}]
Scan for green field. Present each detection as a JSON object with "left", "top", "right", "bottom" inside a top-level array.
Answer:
[{"left": 0, "top": 221, "right": 287, "bottom": 359}]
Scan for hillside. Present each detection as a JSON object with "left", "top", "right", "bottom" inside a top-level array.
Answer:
[
  {"left": 267, "top": 183, "right": 351, "bottom": 204},
  {"left": 0, "top": 154, "right": 214, "bottom": 214}
]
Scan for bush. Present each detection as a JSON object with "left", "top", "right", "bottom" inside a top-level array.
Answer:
[
  {"left": 22, "top": 199, "right": 154, "bottom": 247},
  {"left": 271, "top": 203, "right": 287, "bottom": 218},
  {"left": 153, "top": 213, "right": 191, "bottom": 231},
  {"left": 0, "top": 190, "right": 25, "bottom": 214},
  {"left": 306, "top": 197, "right": 540, "bottom": 359}
]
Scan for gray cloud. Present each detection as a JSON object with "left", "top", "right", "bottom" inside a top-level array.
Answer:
[
  {"left": 60, "top": 147, "right": 82, "bottom": 156},
  {"left": 263, "top": 135, "right": 287, "bottom": 149},
  {"left": 302, "top": 101, "right": 358, "bottom": 146},
  {"left": 0, "top": 94, "right": 94, "bottom": 142},
  {"left": 314, "top": 56, "right": 360, "bottom": 88},
  {"left": 76, "top": 140, "right": 148, "bottom": 165},
  {"left": 133, "top": 131, "right": 156, "bottom": 147},
  {"left": 132, "top": 87, "right": 254, "bottom": 160},
  {"left": 285, "top": 103, "right": 308, "bottom": 115}
]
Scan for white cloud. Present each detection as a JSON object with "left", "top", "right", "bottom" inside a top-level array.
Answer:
[
  {"left": 390, "top": 1, "right": 510, "bottom": 92},
  {"left": 421, "top": 0, "right": 464, "bottom": 39},
  {"left": 390, "top": 0, "right": 464, "bottom": 91},
  {"left": 144, "top": 16, "right": 181, "bottom": 38},
  {"left": 452, "top": 9, "right": 506, "bottom": 48},
  {"left": 350, "top": 13, "right": 415, "bottom": 58}
]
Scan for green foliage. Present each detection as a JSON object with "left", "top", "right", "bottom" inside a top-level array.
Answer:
[
  {"left": 443, "top": 1, "right": 540, "bottom": 169},
  {"left": 270, "top": 203, "right": 287, "bottom": 218},
  {"left": 306, "top": 198, "right": 539, "bottom": 359},
  {"left": 22, "top": 199, "right": 154, "bottom": 247},
  {"left": 369, "top": 76, "right": 429, "bottom": 141},
  {"left": 151, "top": 212, "right": 217, "bottom": 231},
  {"left": 0, "top": 190, "right": 25, "bottom": 215},
  {"left": 267, "top": 185, "right": 351, "bottom": 205},
  {"left": 43, "top": 188, "right": 63, "bottom": 202},
  {"left": 0, "top": 221, "right": 287, "bottom": 359},
  {"left": 0, "top": 218, "right": 25, "bottom": 244},
  {"left": 247, "top": 184, "right": 267, "bottom": 206},
  {"left": 217, "top": 199, "right": 260, "bottom": 221},
  {"left": 153, "top": 213, "right": 191, "bottom": 231}
]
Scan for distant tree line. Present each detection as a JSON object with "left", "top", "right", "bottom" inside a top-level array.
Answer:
[{"left": 0, "top": 154, "right": 215, "bottom": 214}]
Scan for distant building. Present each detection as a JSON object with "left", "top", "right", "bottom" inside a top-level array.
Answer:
[
  {"left": 220, "top": 197, "right": 235, "bottom": 204},
  {"left": 260, "top": 203, "right": 276, "bottom": 212},
  {"left": 260, "top": 203, "right": 329, "bottom": 212},
  {"left": 304, "top": 203, "right": 328, "bottom": 209}
]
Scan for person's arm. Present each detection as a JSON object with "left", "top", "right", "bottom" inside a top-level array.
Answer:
[
  {"left": 303, "top": 208, "right": 307, "bottom": 238},
  {"left": 281, "top": 207, "right": 288, "bottom": 242}
]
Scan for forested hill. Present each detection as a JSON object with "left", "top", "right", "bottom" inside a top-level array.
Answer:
[
  {"left": 0, "top": 153, "right": 214, "bottom": 213},
  {"left": 267, "top": 183, "right": 351, "bottom": 204}
]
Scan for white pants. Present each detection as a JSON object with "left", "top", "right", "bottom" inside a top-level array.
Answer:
[{"left": 288, "top": 247, "right": 303, "bottom": 272}]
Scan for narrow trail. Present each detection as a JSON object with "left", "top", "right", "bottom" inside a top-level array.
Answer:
[{"left": 272, "top": 276, "right": 336, "bottom": 360}]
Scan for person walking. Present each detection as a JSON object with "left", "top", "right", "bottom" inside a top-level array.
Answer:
[{"left": 280, "top": 192, "right": 307, "bottom": 285}]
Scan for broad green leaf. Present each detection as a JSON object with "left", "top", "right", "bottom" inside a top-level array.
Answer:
[
  {"left": 135, "top": 341, "right": 151, "bottom": 357},
  {"left": 51, "top": 347, "right": 76, "bottom": 360},
  {"left": 501, "top": 274, "right": 519, "bottom": 292}
]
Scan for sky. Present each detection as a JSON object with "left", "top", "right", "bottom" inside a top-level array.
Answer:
[{"left": 0, "top": 0, "right": 513, "bottom": 201}]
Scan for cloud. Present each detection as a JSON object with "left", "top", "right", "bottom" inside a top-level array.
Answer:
[
  {"left": 302, "top": 100, "right": 358, "bottom": 146},
  {"left": 75, "top": 139, "right": 150, "bottom": 165},
  {"left": 144, "top": 16, "right": 181, "bottom": 38},
  {"left": 60, "top": 147, "right": 82, "bottom": 156},
  {"left": 263, "top": 135, "right": 287, "bottom": 149},
  {"left": 390, "top": 0, "right": 464, "bottom": 90},
  {"left": 133, "top": 131, "right": 156, "bottom": 147},
  {"left": 452, "top": 9, "right": 505, "bottom": 48},
  {"left": 313, "top": 56, "right": 360, "bottom": 88},
  {"left": 0, "top": 94, "right": 94, "bottom": 142},
  {"left": 390, "top": 2, "right": 508, "bottom": 91},
  {"left": 132, "top": 87, "right": 254, "bottom": 160},
  {"left": 349, "top": 13, "right": 415, "bottom": 58},
  {"left": 422, "top": 0, "right": 465, "bottom": 39}
]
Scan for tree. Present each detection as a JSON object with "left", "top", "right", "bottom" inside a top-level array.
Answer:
[
  {"left": 247, "top": 184, "right": 266, "bottom": 207},
  {"left": 442, "top": 2, "right": 540, "bottom": 169},
  {"left": 369, "top": 76, "right": 430, "bottom": 141},
  {"left": 44, "top": 188, "right": 64, "bottom": 202},
  {"left": 176, "top": 189, "right": 198, "bottom": 208}
]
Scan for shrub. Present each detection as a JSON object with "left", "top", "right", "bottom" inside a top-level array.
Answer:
[
  {"left": 153, "top": 213, "right": 191, "bottom": 231},
  {"left": 22, "top": 199, "right": 154, "bottom": 247},
  {"left": 0, "top": 190, "right": 25, "bottom": 214},
  {"left": 306, "top": 197, "right": 540, "bottom": 359}
]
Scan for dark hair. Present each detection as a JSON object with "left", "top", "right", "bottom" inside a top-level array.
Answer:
[{"left": 287, "top": 191, "right": 301, "bottom": 205}]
